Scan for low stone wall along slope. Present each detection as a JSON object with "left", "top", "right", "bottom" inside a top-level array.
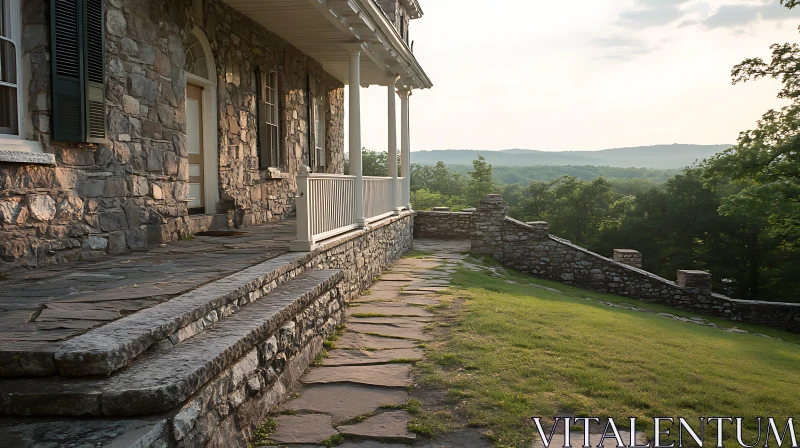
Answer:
[{"left": 417, "top": 196, "right": 800, "bottom": 333}]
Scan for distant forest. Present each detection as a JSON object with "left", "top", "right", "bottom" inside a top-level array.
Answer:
[
  {"left": 412, "top": 144, "right": 730, "bottom": 170},
  {"left": 446, "top": 164, "right": 680, "bottom": 185},
  {"left": 352, "top": 141, "right": 799, "bottom": 304}
]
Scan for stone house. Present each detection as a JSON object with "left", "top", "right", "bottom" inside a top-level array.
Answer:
[{"left": 0, "top": 0, "right": 431, "bottom": 270}]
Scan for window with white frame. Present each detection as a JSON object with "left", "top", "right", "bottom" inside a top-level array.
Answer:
[
  {"left": 313, "top": 96, "right": 326, "bottom": 172},
  {"left": 0, "top": 0, "right": 20, "bottom": 137},
  {"left": 257, "top": 70, "right": 281, "bottom": 170}
]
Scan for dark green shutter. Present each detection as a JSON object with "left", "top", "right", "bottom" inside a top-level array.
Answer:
[
  {"left": 50, "top": 0, "right": 105, "bottom": 143},
  {"left": 84, "top": 0, "right": 106, "bottom": 143},
  {"left": 51, "top": 0, "right": 85, "bottom": 142}
]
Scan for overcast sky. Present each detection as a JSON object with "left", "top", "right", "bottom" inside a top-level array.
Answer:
[{"left": 347, "top": 0, "right": 800, "bottom": 152}]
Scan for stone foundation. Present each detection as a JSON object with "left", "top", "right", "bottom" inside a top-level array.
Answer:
[
  {"left": 173, "top": 304, "right": 337, "bottom": 447},
  {"left": 312, "top": 212, "right": 415, "bottom": 297}
]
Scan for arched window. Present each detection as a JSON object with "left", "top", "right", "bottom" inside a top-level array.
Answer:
[{"left": 185, "top": 31, "right": 210, "bottom": 80}]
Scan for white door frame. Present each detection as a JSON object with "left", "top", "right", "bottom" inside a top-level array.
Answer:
[{"left": 185, "top": 27, "right": 219, "bottom": 214}]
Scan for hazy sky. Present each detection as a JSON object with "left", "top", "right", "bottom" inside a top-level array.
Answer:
[{"left": 347, "top": 0, "right": 800, "bottom": 152}]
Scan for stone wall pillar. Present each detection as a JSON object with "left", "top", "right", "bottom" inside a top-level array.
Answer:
[
  {"left": 677, "top": 270, "right": 713, "bottom": 295},
  {"left": 526, "top": 221, "right": 549, "bottom": 240},
  {"left": 613, "top": 249, "right": 643, "bottom": 269},
  {"left": 471, "top": 194, "right": 507, "bottom": 259}
]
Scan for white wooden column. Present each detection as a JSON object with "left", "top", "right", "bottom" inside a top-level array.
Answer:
[
  {"left": 397, "top": 89, "right": 412, "bottom": 210},
  {"left": 349, "top": 50, "right": 365, "bottom": 226},
  {"left": 387, "top": 78, "right": 400, "bottom": 213}
]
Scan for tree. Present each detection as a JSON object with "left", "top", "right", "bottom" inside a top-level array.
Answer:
[
  {"left": 344, "top": 149, "right": 398, "bottom": 176},
  {"left": 512, "top": 180, "right": 557, "bottom": 222},
  {"left": 699, "top": 0, "right": 800, "bottom": 300},
  {"left": 410, "top": 162, "right": 468, "bottom": 210},
  {"left": 466, "top": 156, "right": 496, "bottom": 206}
]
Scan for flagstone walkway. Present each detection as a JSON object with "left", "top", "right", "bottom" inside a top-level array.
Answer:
[
  {"left": 0, "top": 220, "right": 295, "bottom": 353},
  {"left": 264, "top": 239, "right": 493, "bottom": 447}
]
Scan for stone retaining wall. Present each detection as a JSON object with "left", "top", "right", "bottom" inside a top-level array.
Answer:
[
  {"left": 171, "top": 212, "right": 415, "bottom": 447},
  {"left": 167, "top": 211, "right": 414, "bottom": 367},
  {"left": 312, "top": 212, "right": 414, "bottom": 296},
  {"left": 173, "top": 288, "right": 341, "bottom": 447},
  {"left": 462, "top": 195, "right": 800, "bottom": 333},
  {"left": 413, "top": 210, "right": 471, "bottom": 239}
]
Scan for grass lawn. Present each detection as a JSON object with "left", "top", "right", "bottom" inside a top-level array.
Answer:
[{"left": 417, "top": 257, "right": 800, "bottom": 448}]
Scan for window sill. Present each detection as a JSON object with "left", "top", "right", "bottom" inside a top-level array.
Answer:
[
  {"left": 0, "top": 139, "right": 55, "bottom": 165},
  {"left": 264, "top": 168, "right": 291, "bottom": 180}
]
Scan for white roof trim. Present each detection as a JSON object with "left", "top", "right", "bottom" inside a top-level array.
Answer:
[
  {"left": 224, "top": 0, "right": 432, "bottom": 89},
  {"left": 345, "top": 0, "right": 432, "bottom": 89}
]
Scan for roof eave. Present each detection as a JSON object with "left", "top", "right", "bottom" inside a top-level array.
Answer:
[
  {"left": 357, "top": 0, "right": 432, "bottom": 89},
  {"left": 399, "top": 0, "right": 423, "bottom": 19}
]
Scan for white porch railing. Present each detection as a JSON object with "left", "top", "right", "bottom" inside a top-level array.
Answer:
[
  {"left": 364, "top": 176, "right": 395, "bottom": 222},
  {"left": 293, "top": 168, "right": 407, "bottom": 251}
]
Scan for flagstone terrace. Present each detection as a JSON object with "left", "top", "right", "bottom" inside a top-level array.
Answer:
[{"left": 0, "top": 210, "right": 414, "bottom": 446}]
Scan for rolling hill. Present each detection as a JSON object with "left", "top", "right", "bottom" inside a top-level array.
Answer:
[{"left": 411, "top": 144, "right": 731, "bottom": 169}]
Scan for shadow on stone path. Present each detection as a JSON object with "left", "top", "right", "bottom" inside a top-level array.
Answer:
[{"left": 263, "top": 239, "right": 493, "bottom": 447}]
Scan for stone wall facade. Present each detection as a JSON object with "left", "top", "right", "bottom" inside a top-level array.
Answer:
[
  {"left": 425, "top": 195, "right": 800, "bottom": 333},
  {"left": 1, "top": 0, "right": 345, "bottom": 271},
  {"left": 413, "top": 210, "right": 472, "bottom": 239},
  {"left": 374, "top": 0, "right": 413, "bottom": 37}
]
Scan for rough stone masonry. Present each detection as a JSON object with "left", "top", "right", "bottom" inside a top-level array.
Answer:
[{"left": 1, "top": 0, "right": 346, "bottom": 271}]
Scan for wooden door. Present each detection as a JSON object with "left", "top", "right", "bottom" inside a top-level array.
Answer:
[{"left": 186, "top": 84, "right": 205, "bottom": 214}]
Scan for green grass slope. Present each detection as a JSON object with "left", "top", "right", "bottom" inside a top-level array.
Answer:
[{"left": 418, "top": 257, "right": 800, "bottom": 448}]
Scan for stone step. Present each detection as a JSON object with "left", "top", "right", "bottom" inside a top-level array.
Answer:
[
  {"left": 52, "top": 252, "right": 308, "bottom": 377},
  {"left": 0, "top": 269, "right": 343, "bottom": 417},
  {"left": 185, "top": 213, "right": 229, "bottom": 234}
]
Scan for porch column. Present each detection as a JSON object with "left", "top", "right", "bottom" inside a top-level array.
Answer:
[
  {"left": 397, "top": 88, "right": 412, "bottom": 210},
  {"left": 350, "top": 50, "right": 365, "bottom": 226},
  {"left": 387, "top": 77, "right": 400, "bottom": 213}
]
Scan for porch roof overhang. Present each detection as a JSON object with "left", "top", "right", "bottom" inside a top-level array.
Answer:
[{"left": 223, "top": 0, "right": 433, "bottom": 90}]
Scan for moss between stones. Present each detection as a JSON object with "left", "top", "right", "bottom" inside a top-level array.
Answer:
[
  {"left": 248, "top": 418, "right": 278, "bottom": 447},
  {"left": 322, "top": 433, "right": 345, "bottom": 447},
  {"left": 403, "top": 250, "right": 434, "bottom": 259}
]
